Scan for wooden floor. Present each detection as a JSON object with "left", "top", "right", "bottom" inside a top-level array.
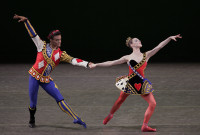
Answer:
[{"left": 0, "top": 63, "right": 200, "bottom": 135}]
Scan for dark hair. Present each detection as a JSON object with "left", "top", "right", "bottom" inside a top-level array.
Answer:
[{"left": 47, "top": 30, "right": 61, "bottom": 39}]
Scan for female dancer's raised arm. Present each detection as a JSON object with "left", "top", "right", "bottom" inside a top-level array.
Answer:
[{"left": 146, "top": 34, "right": 182, "bottom": 61}]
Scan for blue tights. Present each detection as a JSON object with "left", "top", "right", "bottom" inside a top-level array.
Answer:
[{"left": 29, "top": 75, "right": 79, "bottom": 120}]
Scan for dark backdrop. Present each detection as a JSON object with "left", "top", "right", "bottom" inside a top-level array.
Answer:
[{"left": 6, "top": 0, "right": 200, "bottom": 63}]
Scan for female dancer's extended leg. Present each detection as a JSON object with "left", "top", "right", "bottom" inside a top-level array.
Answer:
[{"left": 103, "top": 91, "right": 129, "bottom": 125}]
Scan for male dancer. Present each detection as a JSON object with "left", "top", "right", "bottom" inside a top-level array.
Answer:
[{"left": 13, "top": 14, "right": 90, "bottom": 128}]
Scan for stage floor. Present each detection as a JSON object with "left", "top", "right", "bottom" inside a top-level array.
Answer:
[{"left": 0, "top": 63, "right": 200, "bottom": 135}]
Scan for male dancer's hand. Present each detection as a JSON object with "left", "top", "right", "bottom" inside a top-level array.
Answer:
[{"left": 13, "top": 14, "right": 27, "bottom": 22}]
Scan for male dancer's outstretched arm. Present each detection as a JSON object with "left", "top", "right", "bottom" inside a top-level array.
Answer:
[{"left": 13, "top": 14, "right": 44, "bottom": 52}]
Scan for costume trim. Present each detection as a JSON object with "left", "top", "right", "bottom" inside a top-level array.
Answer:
[
  {"left": 142, "top": 80, "right": 154, "bottom": 94},
  {"left": 58, "top": 100, "right": 78, "bottom": 120},
  {"left": 60, "top": 51, "right": 73, "bottom": 63},
  {"left": 28, "top": 67, "right": 53, "bottom": 83},
  {"left": 133, "top": 53, "right": 146, "bottom": 70},
  {"left": 29, "top": 105, "right": 36, "bottom": 110},
  {"left": 128, "top": 73, "right": 137, "bottom": 80},
  {"left": 128, "top": 62, "right": 144, "bottom": 80},
  {"left": 24, "top": 20, "right": 37, "bottom": 38},
  {"left": 42, "top": 42, "right": 56, "bottom": 70},
  {"left": 126, "top": 82, "right": 138, "bottom": 95}
]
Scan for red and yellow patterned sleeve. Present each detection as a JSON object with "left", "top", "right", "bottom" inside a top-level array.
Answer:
[{"left": 60, "top": 51, "right": 74, "bottom": 63}]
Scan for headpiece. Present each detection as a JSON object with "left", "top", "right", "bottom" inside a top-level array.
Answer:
[{"left": 47, "top": 30, "right": 60, "bottom": 39}]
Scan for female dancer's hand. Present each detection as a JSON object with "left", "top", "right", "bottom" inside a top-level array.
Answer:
[
  {"left": 89, "top": 63, "right": 97, "bottom": 69},
  {"left": 169, "top": 34, "right": 182, "bottom": 41},
  {"left": 13, "top": 14, "right": 28, "bottom": 22}
]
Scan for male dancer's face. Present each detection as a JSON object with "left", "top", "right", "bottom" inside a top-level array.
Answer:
[{"left": 51, "top": 35, "right": 62, "bottom": 49}]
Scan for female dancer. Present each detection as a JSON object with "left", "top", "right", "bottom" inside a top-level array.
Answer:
[
  {"left": 13, "top": 14, "right": 90, "bottom": 128},
  {"left": 90, "top": 34, "right": 182, "bottom": 132}
]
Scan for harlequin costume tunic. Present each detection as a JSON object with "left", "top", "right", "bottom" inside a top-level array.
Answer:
[{"left": 116, "top": 53, "right": 154, "bottom": 95}]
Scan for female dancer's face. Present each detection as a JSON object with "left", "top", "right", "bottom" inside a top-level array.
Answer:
[{"left": 130, "top": 38, "right": 142, "bottom": 48}]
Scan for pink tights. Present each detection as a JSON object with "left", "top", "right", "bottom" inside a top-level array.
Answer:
[{"left": 103, "top": 92, "right": 156, "bottom": 132}]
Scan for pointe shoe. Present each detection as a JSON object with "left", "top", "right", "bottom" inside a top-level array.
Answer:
[
  {"left": 73, "top": 117, "right": 87, "bottom": 128},
  {"left": 141, "top": 125, "right": 156, "bottom": 132},
  {"left": 103, "top": 114, "right": 113, "bottom": 125}
]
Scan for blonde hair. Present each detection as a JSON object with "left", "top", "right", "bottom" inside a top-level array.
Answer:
[{"left": 126, "top": 37, "right": 132, "bottom": 48}]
